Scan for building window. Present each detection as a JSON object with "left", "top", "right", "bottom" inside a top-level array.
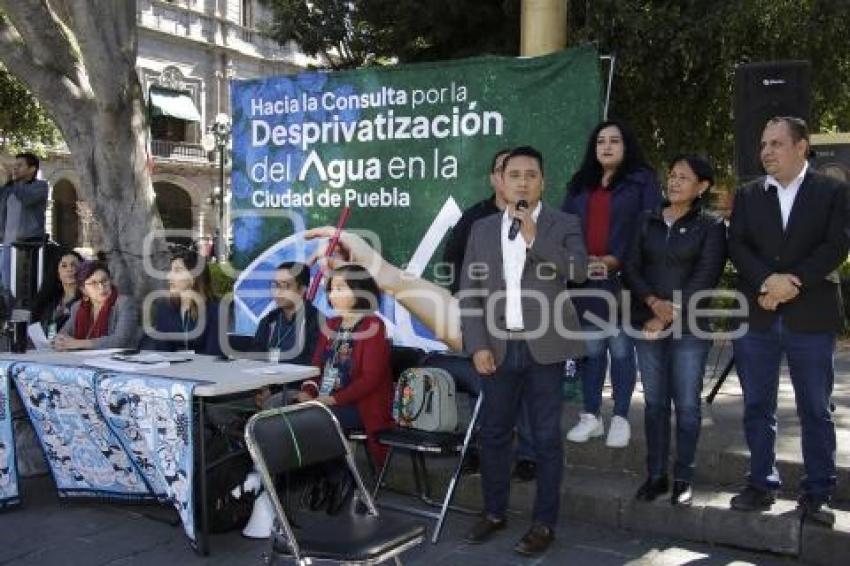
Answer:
[{"left": 241, "top": 0, "right": 253, "bottom": 27}]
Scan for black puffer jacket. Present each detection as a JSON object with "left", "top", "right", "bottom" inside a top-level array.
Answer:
[{"left": 623, "top": 205, "right": 728, "bottom": 330}]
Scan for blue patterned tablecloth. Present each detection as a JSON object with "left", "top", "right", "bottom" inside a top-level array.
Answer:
[
  {"left": 9, "top": 362, "right": 199, "bottom": 542},
  {"left": 0, "top": 361, "right": 18, "bottom": 508},
  {"left": 95, "top": 372, "right": 196, "bottom": 541}
]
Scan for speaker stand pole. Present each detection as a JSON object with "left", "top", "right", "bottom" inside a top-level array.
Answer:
[{"left": 706, "top": 356, "right": 735, "bottom": 405}]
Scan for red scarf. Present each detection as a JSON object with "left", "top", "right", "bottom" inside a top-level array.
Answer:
[{"left": 74, "top": 288, "right": 119, "bottom": 340}]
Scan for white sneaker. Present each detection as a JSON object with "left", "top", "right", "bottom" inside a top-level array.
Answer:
[
  {"left": 566, "top": 413, "right": 604, "bottom": 443},
  {"left": 606, "top": 415, "right": 631, "bottom": 448},
  {"left": 242, "top": 491, "right": 275, "bottom": 539}
]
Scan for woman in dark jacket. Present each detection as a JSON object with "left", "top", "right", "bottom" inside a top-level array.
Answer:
[
  {"left": 563, "top": 119, "right": 663, "bottom": 448},
  {"left": 624, "top": 154, "right": 727, "bottom": 505},
  {"left": 31, "top": 250, "right": 83, "bottom": 337},
  {"left": 149, "top": 252, "right": 222, "bottom": 356}
]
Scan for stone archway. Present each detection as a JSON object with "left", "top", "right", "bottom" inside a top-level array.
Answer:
[
  {"left": 51, "top": 179, "right": 79, "bottom": 248},
  {"left": 153, "top": 181, "right": 194, "bottom": 249}
]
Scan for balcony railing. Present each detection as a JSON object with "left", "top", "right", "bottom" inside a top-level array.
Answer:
[{"left": 151, "top": 139, "right": 213, "bottom": 163}]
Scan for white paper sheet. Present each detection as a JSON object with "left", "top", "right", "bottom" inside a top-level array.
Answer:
[
  {"left": 27, "top": 323, "right": 52, "bottom": 351},
  {"left": 82, "top": 357, "right": 171, "bottom": 372}
]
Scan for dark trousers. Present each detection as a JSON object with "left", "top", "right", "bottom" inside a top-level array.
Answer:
[
  {"left": 425, "top": 352, "right": 537, "bottom": 462},
  {"left": 479, "top": 340, "right": 563, "bottom": 527},
  {"left": 635, "top": 334, "right": 710, "bottom": 481},
  {"left": 733, "top": 318, "right": 836, "bottom": 498}
]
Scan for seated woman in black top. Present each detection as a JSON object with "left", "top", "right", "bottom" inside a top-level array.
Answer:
[
  {"left": 149, "top": 252, "right": 222, "bottom": 356},
  {"left": 31, "top": 250, "right": 83, "bottom": 338}
]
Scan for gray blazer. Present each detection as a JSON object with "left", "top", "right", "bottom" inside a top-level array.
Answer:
[
  {"left": 459, "top": 204, "right": 588, "bottom": 365},
  {"left": 0, "top": 179, "right": 48, "bottom": 241},
  {"left": 59, "top": 294, "right": 141, "bottom": 349}
]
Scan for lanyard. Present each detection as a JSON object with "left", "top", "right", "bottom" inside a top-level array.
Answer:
[
  {"left": 268, "top": 312, "right": 296, "bottom": 350},
  {"left": 180, "top": 309, "right": 191, "bottom": 351}
]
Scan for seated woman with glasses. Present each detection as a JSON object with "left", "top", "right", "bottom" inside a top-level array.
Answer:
[
  {"left": 54, "top": 260, "right": 140, "bottom": 351},
  {"left": 31, "top": 250, "right": 84, "bottom": 338},
  {"left": 149, "top": 252, "right": 223, "bottom": 356}
]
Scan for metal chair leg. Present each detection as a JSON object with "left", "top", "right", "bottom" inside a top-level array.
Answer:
[
  {"left": 432, "top": 394, "right": 483, "bottom": 543},
  {"left": 372, "top": 446, "right": 394, "bottom": 499}
]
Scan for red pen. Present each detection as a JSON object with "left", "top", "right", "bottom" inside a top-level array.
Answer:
[{"left": 306, "top": 206, "right": 351, "bottom": 301}]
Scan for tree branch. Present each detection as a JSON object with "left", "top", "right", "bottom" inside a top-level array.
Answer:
[
  {"left": 0, "top": 14, "right": 92, "bottom": 151},
  {"left": 0, "top": 16, "right": 81, "bottom": 103},
  {"left": 0, "top": 0, "right": 83, "bottom": 86},
  {"left": 64, "top": 0, "right": 137, "bottom": 103}
]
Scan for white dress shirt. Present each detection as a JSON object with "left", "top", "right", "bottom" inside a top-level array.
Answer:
[
  {"left": 765, "top": 161, "right": 808, "bottom": 230},
  {"left": 501, "top": 201, "right": 542, "bottom": 330}
]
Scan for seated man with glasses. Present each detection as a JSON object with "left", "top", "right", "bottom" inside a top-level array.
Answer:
[
  {"left": 249, "top": 261, "right": 320, "bottom": 408},
  {"left": 252, "top": 261, "right": 319, "bottom": 364},
  {"left": 54, "top": 260, "right": 140, "bottom": 350}
]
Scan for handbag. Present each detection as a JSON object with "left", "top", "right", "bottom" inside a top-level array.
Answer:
[{"left": 393, "top": 367, "right": 458, "bottom": 433}]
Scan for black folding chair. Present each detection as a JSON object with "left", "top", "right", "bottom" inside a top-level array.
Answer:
[
  {"left": 372, "top": 394, "right": 482, "bottom": 543},
  {"left": 244, "top": 402, "right": 426, "bottom": 565}
]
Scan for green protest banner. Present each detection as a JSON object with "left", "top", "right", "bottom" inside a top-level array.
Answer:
[{"left": 229, "top": 45, "right": 600, "bottom": 341}]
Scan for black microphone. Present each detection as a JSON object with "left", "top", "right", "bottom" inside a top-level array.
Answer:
[{"left": 508, "top": 199, "right": 528, "bottom": 241}]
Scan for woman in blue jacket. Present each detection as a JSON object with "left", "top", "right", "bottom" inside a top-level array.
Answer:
[
  {"left": 562, "top": 119, "right": 662, "bottom": 448},
  {"left": 149, "top": 251, "right": 222, "bottom": 356}
]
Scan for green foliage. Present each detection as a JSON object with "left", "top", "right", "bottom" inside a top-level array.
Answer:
[
  {"left": 569, "top": 0, "right": 850, "bottom": 179},
  {"left": 263, "top": 0, "right": 850, "bottom": 181},
  {"left": 209, "top": 262, "right": 235, "bottom": 298},
  {"left": 259, "top": 0, "right": 520, "bottom": 68},
  {"left": 0, "top": 64, "right": 60, "bottom": 152}
]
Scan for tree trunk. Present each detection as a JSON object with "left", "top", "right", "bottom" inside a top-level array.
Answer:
[
  {"left": 67, "top": 75, "right": 169, "bottom": 299},
  {"left": 0, "top": 0, "right": 169, "bottom": 302}
]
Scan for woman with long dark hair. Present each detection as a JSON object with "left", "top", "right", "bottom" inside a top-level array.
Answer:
[
  {"left": 624, "top": 155, "right": 727, "bottom": 504},
  {"left": 563, "top": 119, "right": 662, "bottom": 448},
  {"left": 31, "top": 250, "right": 84, "bottom": 337},
  {"left": 149, "top": 252, "right": 222, "bottom": 356}
]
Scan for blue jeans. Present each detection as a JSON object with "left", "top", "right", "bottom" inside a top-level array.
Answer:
[
  {"left": 580, "top": 324, "right": 637, "bottom": 417},
  {"left": 479, "top": 340, "right": 563, "bottom": 526},
  {"left": 733, "top": 319, "right": 836, "bottom": 498},
  {"left": 636, "top": 334, "right": 710, "bottom": 481},
  {"left": 424, "top": 352, "right": 536, "bottom": 462},
  {"left": 0, "top": 244, "right": 11, "bottom": 292}
]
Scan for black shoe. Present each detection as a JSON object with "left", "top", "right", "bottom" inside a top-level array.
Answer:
[
  {"left": 513, "top": 523, "right": 555, "bottom": 556},
  {"left": 512, "top": 460, "right": 536, "bottom": 482},
  {"left": 671, "top": 480, "right": 693, "bottom": 506},
  {"left": 460, "top": 448, "right": 480, "bottom": 476},
  {"left": 635, "top": 476, "right": 669, "bottom": 502},
  {"left": 730, "top": 486, "right": 776, "bottom": 511},
  {"left": 797, "top": 494, "right": 836, "bottom": 528},
  {"left": 464, "top": 516, "right": 506, "bottom": 544}
]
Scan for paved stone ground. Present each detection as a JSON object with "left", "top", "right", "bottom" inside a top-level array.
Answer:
[
  {"left": 5, "top": 339, "right": 849, "bottom": 565},
  {"left": 562, "top": 339, "right": 850, "bottom": 491},
  {"left": 0, "top": 477, "right": 794, "bottom": 565}
]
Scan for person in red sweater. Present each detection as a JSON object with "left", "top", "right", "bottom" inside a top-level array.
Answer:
[{"left": 297, "top": 264, "right": 394, "bottom": 466}]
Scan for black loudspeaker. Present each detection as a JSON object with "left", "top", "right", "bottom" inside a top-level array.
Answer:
[{"left": 734, "top": 60, "right": 811, "bottom": 179}]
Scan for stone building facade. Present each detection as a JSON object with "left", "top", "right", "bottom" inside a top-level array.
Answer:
[{"left": 5, "top": 0, "right": 304, "bottom": 253}]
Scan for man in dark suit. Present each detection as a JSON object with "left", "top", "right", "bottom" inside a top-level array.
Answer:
[
  {"left": 459, "top": 146, "right": 587, "bottom": 556},
  {"left": 439, "top": 147, "right": 537, "bottom": 481},
  {"left": 728, "top": 116, "right": 850, "bottom": 526}
]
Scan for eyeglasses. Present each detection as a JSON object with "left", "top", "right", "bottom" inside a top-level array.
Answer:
[
  {"left": 85, "top": 278, "right": 111, "bottom": 289},
  {"left": 270, "top": 281, "right": 295, "bottom": 291}
]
